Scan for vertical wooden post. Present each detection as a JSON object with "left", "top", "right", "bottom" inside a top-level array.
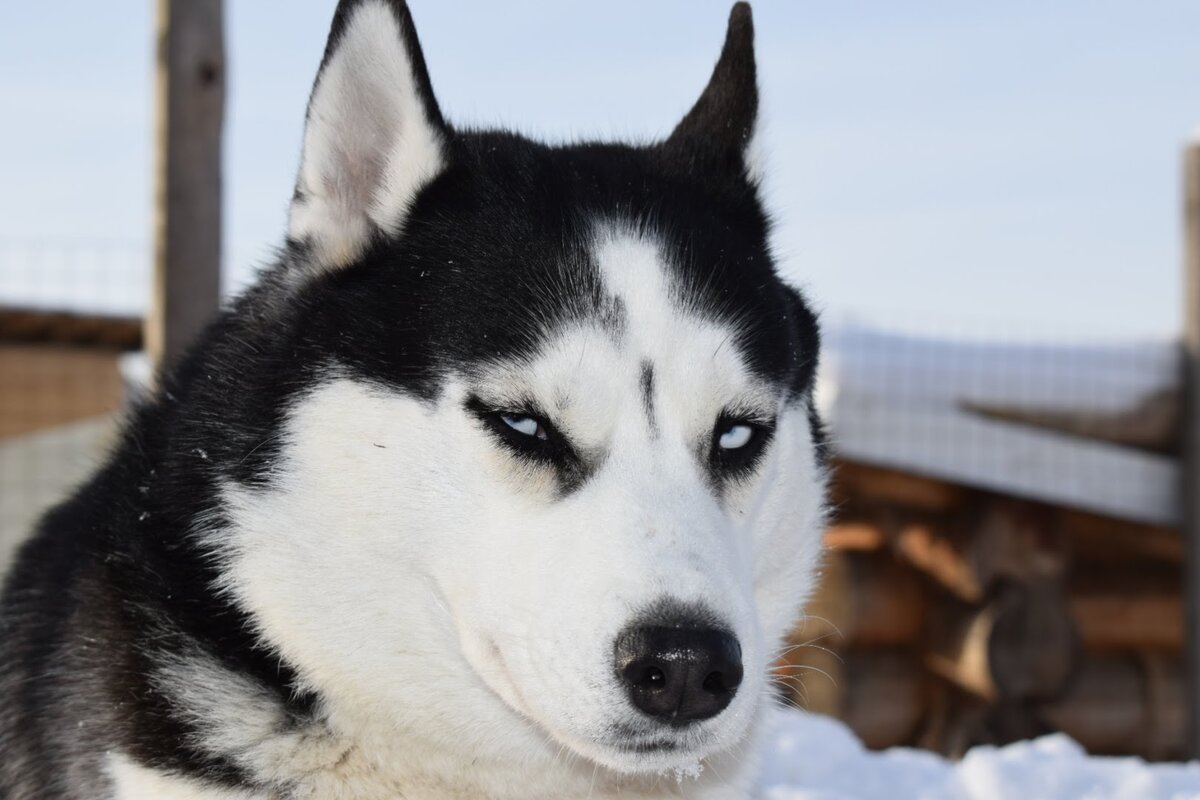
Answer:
[
  {"left": 1183, "top": 137, "right": 1200, "bottom": 758},
  {"left": 148, "top": 0, "right": 225, "bottom": 370}
]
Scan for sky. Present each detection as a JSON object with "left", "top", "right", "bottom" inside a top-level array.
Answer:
[{"left": 1, "top": 1, "right": 1198, "bottom": 339}]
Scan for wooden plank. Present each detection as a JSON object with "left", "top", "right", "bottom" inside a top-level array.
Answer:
[
  {"left": 831, "top": 460, "right": 967, "bottom": 512},
  {"left": 842, "top": 649, "right": 927, "bottom": 750},
  {"left": 0, "top": 345, "right": 124, "bottom": 438},
  {"left": 1183, "top": 137, "right": 1200, "bottom": 758},
  {"left": 0, "top": 309, "right": 142, "bottom": 349},
  {"left": 824, "top": 522, "right": 887, "bottom": 551},
  {"left": 894, "top": 521, "right": 984, "bottom": 603},
  {"left": 1041, "top": 655, "right": 1188, "bottom": 760},
  {"left": 148, "top": 0, "right": 224, "bottom": 369},
  {"left": 1072, "top": 592, "right": 1183, "bottom": 652},
  {"left": 1060, "top": 508, "right": 1183, "bottom": 563},
  {"left": 800, "top": 552, "right": 926, "bottom": 647}
]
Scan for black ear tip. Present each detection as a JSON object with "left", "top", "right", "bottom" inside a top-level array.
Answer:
[
  {"left": 728, "top": 2, "right": 754, "bottom": 39},
  {"left": 722, "top": 3, "right": 755, "bottom": 64}
]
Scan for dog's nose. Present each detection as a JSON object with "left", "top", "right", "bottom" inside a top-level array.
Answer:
[{"left": 614, "top": 625, "right": 743, "bottom": 725}]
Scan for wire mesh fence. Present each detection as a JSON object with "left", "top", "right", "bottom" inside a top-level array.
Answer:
[
  {"left": 819, "top": 316, "right": 1181, "bottom": 527},
  {"left": 0, "top": 240, "right": 146, "bottom": 571}
]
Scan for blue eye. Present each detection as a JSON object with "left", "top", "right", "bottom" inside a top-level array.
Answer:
[
  {"left": 710, "top": 414, "right": 774, "bottom": 477},
  {"left": 718, "top": 424, "right": 754, "bottom": 450},
  {"left": 501, "top": 414, "right": 548, "bottom": 440}
]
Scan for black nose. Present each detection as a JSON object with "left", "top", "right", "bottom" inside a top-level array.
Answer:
[{"left": 614, "top": 625, "right": 743, "bottom": 725}]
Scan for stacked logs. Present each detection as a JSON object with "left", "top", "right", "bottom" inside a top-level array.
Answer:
[{"left": 778, "top": 461, "right": 1187, "bottom": 760}]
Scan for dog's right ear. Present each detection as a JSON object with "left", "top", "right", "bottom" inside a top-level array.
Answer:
[{"left": 288, "top": 0, "right": 449, "bottom": 273}]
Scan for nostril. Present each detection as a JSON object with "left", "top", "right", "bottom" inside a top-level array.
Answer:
[
  {"left": 702, "top": 659, "right": 743, "bottom": 695},
  {"left": 626, "top": 663, "right": 667, "bottom": 689},
  {"left": 702, "top": 670, "right": 727, "bottom": 695}
]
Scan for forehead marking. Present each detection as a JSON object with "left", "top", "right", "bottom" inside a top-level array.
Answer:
[
  {"left": 590, "top": 225, "right": 676, "bottom": 347},
  {"left": 639, "top": 361, "right": 657, "bottom": 435}
]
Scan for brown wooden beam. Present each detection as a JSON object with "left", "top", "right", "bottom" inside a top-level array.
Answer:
[
  {"left": 1042, "top": 655, "right": 1188, "bottom": 760},
  {"left": 148, "top": 0, "right": 225, "bottom": 370},
  {"left": 831, "top": 461, "right": 968, "bottom": 513},
  {"left": 1183, "top": 138, "right": 1200, "bottom": 758}
]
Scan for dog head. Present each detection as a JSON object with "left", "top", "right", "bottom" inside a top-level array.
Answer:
[{"left": 219, "top": 0, "right": 826, "bottom": 780}]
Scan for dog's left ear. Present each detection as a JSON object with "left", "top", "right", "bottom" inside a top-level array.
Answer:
[
  {"left": 288, "top": 0, "right": 449, "bottom": 272},
  {"left": 660, "top": 2, "right": 759, "bottom": 184}
]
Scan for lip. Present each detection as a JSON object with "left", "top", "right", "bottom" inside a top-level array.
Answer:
[
  {"left": 596, "top": 722, "right": 719, "bottom": 763},
  {"left": 611, "top": 737, "right": 683, "bottom": 754},
  {"left": 577, "top": 731, "right": 722, "bottom": 776}
]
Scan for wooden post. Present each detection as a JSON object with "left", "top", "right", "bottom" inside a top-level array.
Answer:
[
  {"left": 1183, "top": 136, "right": 1200, "bottom": 758},
  {"left": 148, "top": 0, "right": 225, "bottom": 370}
]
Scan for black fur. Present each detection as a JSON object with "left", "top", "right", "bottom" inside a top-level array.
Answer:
[{"left": 0, "top": 1, "right": 822, "bottom": 795}]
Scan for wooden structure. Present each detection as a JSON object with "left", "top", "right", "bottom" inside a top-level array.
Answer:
[
  {"left": 780, "top": 303, "right": 1191, "bottom": 760},
  {"left": 0, "top": 309, "right": 140, "bottom": 439},
  {"left": 149, "top": 0, "right": 224, "bottom": 368},
  {"left": 782, "top": 452, "right": 1187, "bottom": 761},
  {"left": 1183, "top": 136, "right": 1200, "bottom": 758}
]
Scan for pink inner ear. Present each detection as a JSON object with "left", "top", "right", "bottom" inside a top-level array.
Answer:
[{"left": 288, "top": 0, "right": 446, "bottom": 270}]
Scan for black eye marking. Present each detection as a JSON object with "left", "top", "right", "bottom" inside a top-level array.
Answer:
[
  {"left": 465, "top": 396, "right": 568, "bottom": 463},
  {"left": 709, "top": 411, "right": 774, "bottom": 478},
  {"left": 464, "top": 396, "right": 595, "bottom": 496}
]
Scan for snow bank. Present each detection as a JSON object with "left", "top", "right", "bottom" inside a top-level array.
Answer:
[{"left": 758, "top": 709, "right": 1200, "bottom": 800}]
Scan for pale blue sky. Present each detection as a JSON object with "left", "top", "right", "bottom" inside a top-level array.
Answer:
[{"left": 1, "top": 1, "right": 1198, "bottom": 337}]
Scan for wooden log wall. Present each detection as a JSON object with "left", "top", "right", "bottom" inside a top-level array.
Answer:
[{"left": 779, "top": 460, "right": 1187, "bottom": 761}]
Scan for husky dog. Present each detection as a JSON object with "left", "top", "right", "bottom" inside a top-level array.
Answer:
[{"left": 0, "top": 1, "right": 827, "bottom": 797}]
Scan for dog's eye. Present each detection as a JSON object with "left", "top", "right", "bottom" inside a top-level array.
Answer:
[
  {"left": 500, "top": 414, "right": 548, "bottom": 440},
  {"left": 717, "top": 424, "right": 754, "bottom": 450},
  {"left": 711, "top": 414, "right": 773, "bottom": 477},
  {"left": 465, "top": 397, "right": 571, "bottom": 466}
]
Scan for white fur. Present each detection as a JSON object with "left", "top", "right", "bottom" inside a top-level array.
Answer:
[
  {"left": 108, "top": 754, "right": 260, "bottom": 800},
  {"left": 196, "top": 227, "right": 825, "bottom": 798},
  {"left": 743, "top": 119, "right": 766, "bottom": 187},
  {"left": 288, "top": 0, "right": 445, "bottom": 271}
]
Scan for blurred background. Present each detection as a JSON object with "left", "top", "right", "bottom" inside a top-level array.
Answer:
[{"left": 3, "top": 0, "right": 1200, "bottom": 764}]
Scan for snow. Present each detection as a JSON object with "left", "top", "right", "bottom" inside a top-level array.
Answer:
[{"left": 758, "top": 709, "right": 1200, "bottom": 800}]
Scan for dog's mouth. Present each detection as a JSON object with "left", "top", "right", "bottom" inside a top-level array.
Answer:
[
  {"left": 617, "top": 738, "right": 681, "bottom": 754},
  {"left": 597, "top": 720, "right": 719, "bottom": 760},
  {"left": 451, "top": 601, "right": 763, "bottom": 777},
  {"left": 467, "top": 636, "right": 738, "bottom": 773},
  {"left": 575, "top": 721, "right": 736, "bottom": 776}
]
